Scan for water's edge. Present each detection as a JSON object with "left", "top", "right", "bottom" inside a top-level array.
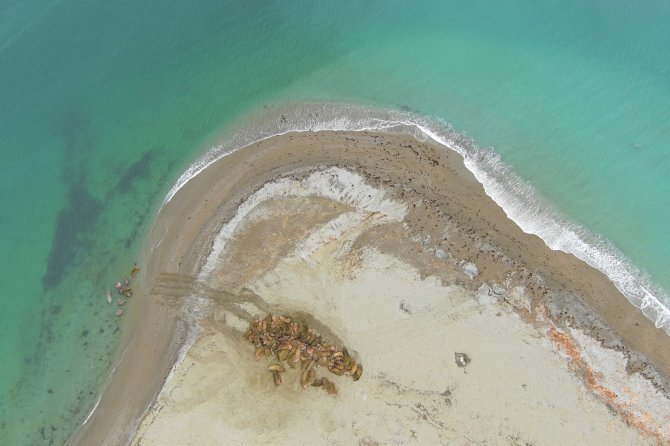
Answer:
[{"left": 164, "top": 102, "right": 670, "bottom": 335}]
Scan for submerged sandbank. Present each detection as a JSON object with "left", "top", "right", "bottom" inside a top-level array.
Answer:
[{"left": 74, "top": 130, "right": 670, "bottom": 445}]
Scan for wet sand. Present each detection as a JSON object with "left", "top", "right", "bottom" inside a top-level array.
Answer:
[{"left": 72, "top": 130, "right": 670, "bottom": 445}]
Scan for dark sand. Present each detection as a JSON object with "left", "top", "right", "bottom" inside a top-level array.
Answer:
[{"left": 71, "top": 130, "right": 670, "bottom": 445}]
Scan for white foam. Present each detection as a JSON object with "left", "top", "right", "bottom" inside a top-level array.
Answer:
[{"left": 165, "top": 103, "right": 670, "bottom": 335}]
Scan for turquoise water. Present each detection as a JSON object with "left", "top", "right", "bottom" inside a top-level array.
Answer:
[{"left": 1, "top": 1, "right": 669, "bottom": 443}]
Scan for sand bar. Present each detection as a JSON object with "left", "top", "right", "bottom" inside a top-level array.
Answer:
[{"left": 72, "top": 130, "right": 670, "bottom": 445}]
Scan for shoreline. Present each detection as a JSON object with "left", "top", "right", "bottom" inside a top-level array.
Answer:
[
  {"left": 72, "top": 129, "right": 670, "bottom": 444},
  {"left": 161, "top": 103, "right": 670, "bottom": 336}
]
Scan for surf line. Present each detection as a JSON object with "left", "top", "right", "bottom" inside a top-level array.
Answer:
[{"left": 159, "top": 105, "right": 670, "bottom": 335}]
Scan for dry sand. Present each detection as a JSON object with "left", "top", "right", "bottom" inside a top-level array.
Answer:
[{"left": 72, "top": 131, "right": 670, "bottom": 445}]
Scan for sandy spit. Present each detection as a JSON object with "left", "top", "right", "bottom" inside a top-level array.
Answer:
[{"left": 71, "top": 130, "right": 670, "bottom": 445}]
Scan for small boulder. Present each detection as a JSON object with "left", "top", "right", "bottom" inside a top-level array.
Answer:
[
  {"left": 433, "top": 248, "right": 448, "bottom": 260},
  {"left": 461, "top": 262, "right": 479, "bottom": 279}
]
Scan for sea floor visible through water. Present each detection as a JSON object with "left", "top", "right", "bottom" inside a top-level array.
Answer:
[{"left": 2, "top": 1, "right": 670, "bottom": 443}]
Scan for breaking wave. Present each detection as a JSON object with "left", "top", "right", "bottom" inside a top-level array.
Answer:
[{"left": 163, "top": 102, "right": 670, "bottom": 335}]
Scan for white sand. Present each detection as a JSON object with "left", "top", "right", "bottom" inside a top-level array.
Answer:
[
  {"left": 134, "top": 245, "right": 649, "bottom": 445},
  {"left": 74, "top": 131, "right": 670, "bottom": 446},
  {"left": 132, "top": 168, "right": 651, "bottom": 445}
]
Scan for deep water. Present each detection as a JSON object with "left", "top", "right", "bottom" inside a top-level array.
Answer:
[{"left": 1, "top": 1, "right": 669, "bottom": 443}]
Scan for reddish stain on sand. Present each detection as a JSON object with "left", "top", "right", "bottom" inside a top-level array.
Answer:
[{"left": 548, "top": 327, "right": 666, "bottom": 445}]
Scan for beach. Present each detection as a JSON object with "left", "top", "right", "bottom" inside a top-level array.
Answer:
[
  {"left": 6, "top": 3, "right": 670, "bottom": 442},
  {"left": 72, "top": 130, "right": 670, "bottom": 445}
]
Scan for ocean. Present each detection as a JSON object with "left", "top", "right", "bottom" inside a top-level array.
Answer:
[{"left": 1, "top": 1, "right": 669, "bottom": 444}]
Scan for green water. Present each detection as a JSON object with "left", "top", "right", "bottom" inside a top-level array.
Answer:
[{"left": 1, "top": 1, "right": 669, "bottom": 443}]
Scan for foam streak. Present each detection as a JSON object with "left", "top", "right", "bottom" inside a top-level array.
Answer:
[{"left": 163, "top": 103, "right": 670, "bottom": 335}]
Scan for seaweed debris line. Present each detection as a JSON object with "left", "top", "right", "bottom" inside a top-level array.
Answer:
[
  {"left": 244, "top": 314, "right": 362, "bottom": 395},
  {"left": 118, "top": 131, "right": 670, "bottom": 446}
]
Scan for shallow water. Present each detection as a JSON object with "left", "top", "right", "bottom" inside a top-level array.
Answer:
[{"left": 1, "top": 0, "right": 669, "bottom": 443}]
